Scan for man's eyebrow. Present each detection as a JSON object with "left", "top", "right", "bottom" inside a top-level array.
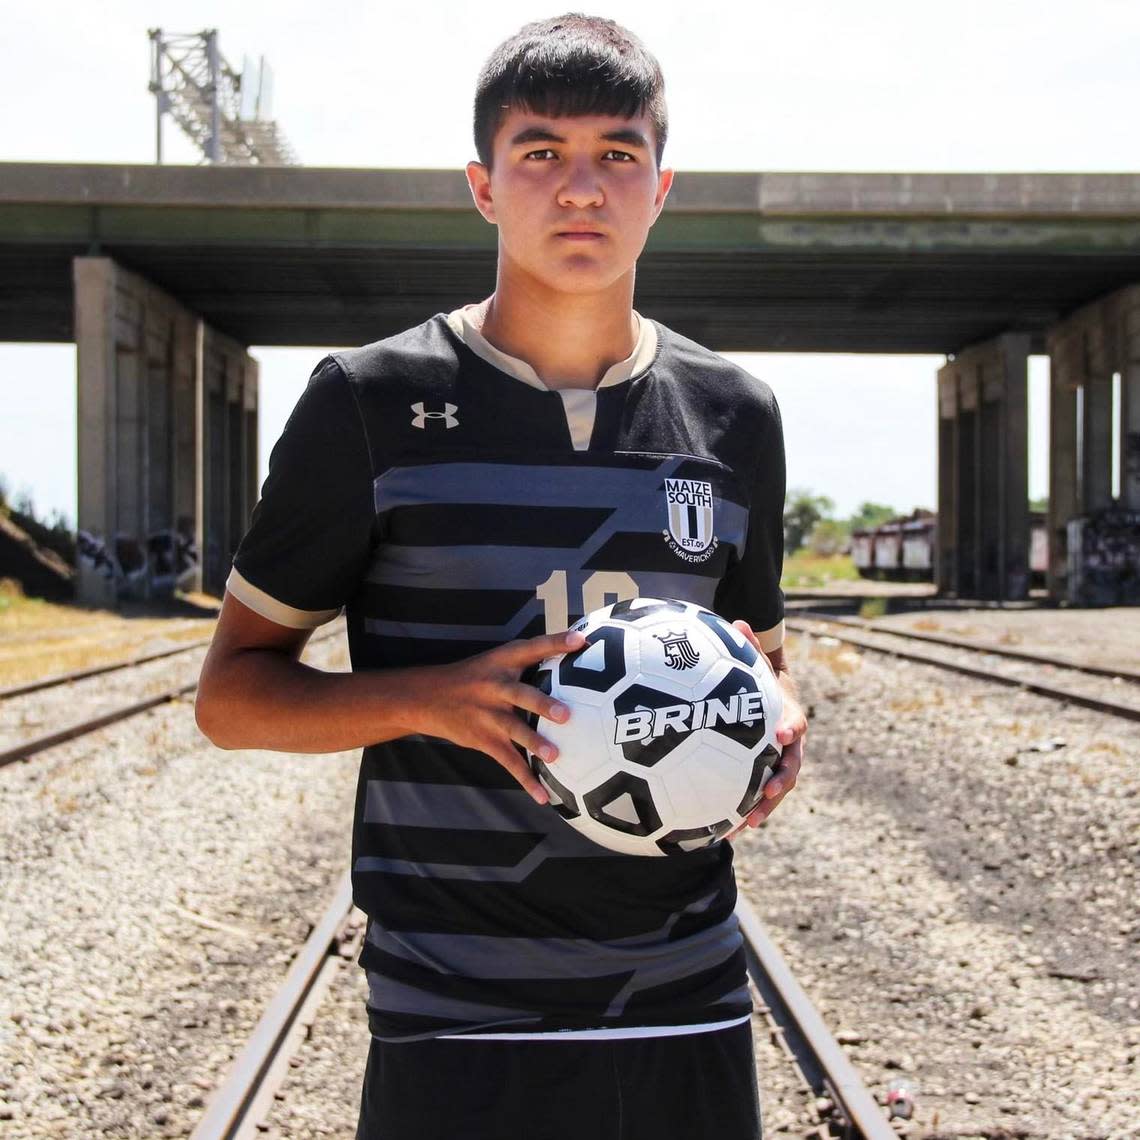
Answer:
[
  {"left": 507, "top": 125, "right": 650, "bottom": 149},
  {"left": 508, "top": 126, "right": 566, "bottom": 147},
  {"left": 598, "top": 128, "right": 649, "bottom": 149}
]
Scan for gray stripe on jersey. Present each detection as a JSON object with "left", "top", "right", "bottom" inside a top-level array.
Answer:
[
  {"left": 373, "top": 460, "right": 686, "bottom": 512},
  {"left": 358, "top": 782, "right": 610, "bottom": 881},
  {"left": 364, "top": 898, "right": 740, "bottom": 1020},
  {"left": 365, "top": 460, "right": 747, "bottom": 630},
  {"left": 365, "top": 595, "right": 545, "bottom": 642},
  {"left": 366, "top": 973, "right": 541, "bottom": 1023},
  {"left": 363, "top": 570, "right": 721, "bottom": 639},
  {"left": 364, "top": 780, "right": 596, "bottom": 839},
  {"left": 366, "top": 896, "right": 726, "bottom": 975}
]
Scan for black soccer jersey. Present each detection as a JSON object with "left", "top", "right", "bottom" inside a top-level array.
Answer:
[{"left": 228, "top": 310, "right": 786, "bottom": 1043}]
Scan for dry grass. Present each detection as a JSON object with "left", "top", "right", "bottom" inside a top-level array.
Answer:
[
  {"left": 1086, "top": 740, "right": 1125, "bottom": 757},
  {"left": 945, "top": 624, "right": 981, "bottom": 639},
  {"left": 859, "top": 596, "right": 888, "bottom": 620},
  {"left": 887, "top": 688, "right": 947, "bottom": 712},
  {"left": 781, "top": 552, "right": 861, "bottom": 589},
  {"left": 809, "top": 639, "right": 863, "bottom": 677},
  {"left": 0, "top": 594, "right": 216, "bottom": 687}
]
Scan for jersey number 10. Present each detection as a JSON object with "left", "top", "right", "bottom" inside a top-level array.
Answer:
[{"left": 535, "top": 570, "right": 639, "bottom": 635}]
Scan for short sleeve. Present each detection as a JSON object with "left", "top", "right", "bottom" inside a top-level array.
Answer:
[
  {"left": 226, "top": 356, "right": 376, "bottom": 629},
  {"left": 713, "top": 386, "right": 786, "bottom": 652}
]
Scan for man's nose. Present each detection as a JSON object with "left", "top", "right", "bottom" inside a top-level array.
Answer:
[{"left": 556, "top": 160, "right": 604, "bottom": 208}]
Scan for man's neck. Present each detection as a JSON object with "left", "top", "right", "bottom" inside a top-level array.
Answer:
[{"left": 476, "top": 265, "right": 639, "bottom": 391}]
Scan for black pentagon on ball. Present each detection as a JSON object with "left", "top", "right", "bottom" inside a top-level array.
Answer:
[
  {"left": 606, "top": 598, "right": 690, "bottom": 624},
  {"left": 530, "top": 755, "right": 581, "bottom": 820},
  {"left": 696, "top": 609, "right": 759, "bottom": 667},
  {"left": 702, "top": 666, "right": 768, "bottom": 749},
  {"left": 582, "top": 771, "right": 662, "bottom": 836},
  {"left": 736, "top": 744, "right": 781, "bottom": 816},
  {"left": 655, "top": 820, "right": 736, "bottom": 856},
  {"left": 557, "top": 625, "right": 628, "bottom": 693},
  {"left": 611, "top": 683, "right": 694, "bottom": 767}
]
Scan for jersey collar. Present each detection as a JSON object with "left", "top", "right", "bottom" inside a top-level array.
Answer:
[{"left": 445, "top": 301, "right": 657, "bottom": 392}]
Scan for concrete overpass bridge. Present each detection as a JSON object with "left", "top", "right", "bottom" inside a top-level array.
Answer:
[{"left": 2, "top": 163, "right": 1138, "bottom": 604}]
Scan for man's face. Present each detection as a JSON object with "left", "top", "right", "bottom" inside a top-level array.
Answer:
[{"left": 466, "top": 107, "right": 673, "bottom": 295}]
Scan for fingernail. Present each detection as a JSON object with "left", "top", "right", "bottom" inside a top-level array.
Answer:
[
  {"left": 539, "top": 745, "right": 557, "bottom": 762},
  {"left": 767, "top": 780, "right": 783, "bottom": 797},
  {"left": 566, "top": 631, "right": 587, "bottom": 647},
  {"left": 551, "top": 703, "right": 570, "bottom": 721},
  {"left": 533, "top": 788, "right": 549, "bottom": 805}
]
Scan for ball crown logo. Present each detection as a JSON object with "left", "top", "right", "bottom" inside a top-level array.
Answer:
[
  {"left": 527, "top": 597, "right": 782, "bottom": 857},
  {"left": 654, "top": 629, "right": 700, "bottom": 670}
]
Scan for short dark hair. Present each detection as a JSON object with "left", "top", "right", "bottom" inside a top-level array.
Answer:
[{"left": 474, "top": 13, "right": 668, "bottom": 170}]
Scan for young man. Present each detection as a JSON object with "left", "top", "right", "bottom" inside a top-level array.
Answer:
[{"left": 196, "top": 13, "right": 806, "bottom": 1139}]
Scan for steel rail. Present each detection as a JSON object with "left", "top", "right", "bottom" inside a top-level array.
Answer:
[
  {"left": 0, "top": 634, "right": 212, "bottom": 701},
  {"left": 188, "top": 874, "right": 359, "bottom": 1140},
  {"left": 794, "top": 609, "right": 1140, "bottom": 685},
  {"left": 190, "top": 883, "right": 893, "bottom": 1139},
  {"left": 0, "top": 628, "right": 344, "bottom": 769},
  {"left": 736, "top": 896, "right": 896, "bottom": 1140},
  {"left": 786, "top": 618, "right": 1140, "bottom": 723},
  {"left": 0, "top": 681, "right": 198, "bottom": 768}
]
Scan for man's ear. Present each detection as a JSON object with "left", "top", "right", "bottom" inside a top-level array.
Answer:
[
  {"left": 466, "top": 160, "right": 497, "bottom": 225},
  {"left": 649, "top": 166, "right": 674, "bottom": 227}
]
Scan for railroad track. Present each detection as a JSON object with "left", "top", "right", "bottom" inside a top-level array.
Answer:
[
  {"left": 792, "top": 608, "right": 1140, "bottom": 684},
  {"left": 189, "top": 881, "right": 896, "bottom": 1140},
  {"left": 786, "top": 612, "right": 1140, "bottom": 723},
  {"left": 0, "top": 626, "right": 344, "bottom": 769},
  {"left": 0, "top": 632, "right": 214, "bottom": 700}
]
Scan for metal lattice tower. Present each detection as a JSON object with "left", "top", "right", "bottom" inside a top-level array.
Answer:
[{"left": 148, "top": 28, "right": 298, "bottom": 166}]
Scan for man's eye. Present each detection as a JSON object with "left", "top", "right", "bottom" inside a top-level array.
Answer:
[
  {"left": 603, "top": 150, "right": 635, "bottom": 162},
  {"left": 525, "top": 148, "right": 557, "bottom": 160}
]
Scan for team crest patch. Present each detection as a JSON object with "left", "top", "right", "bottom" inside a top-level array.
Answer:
[
  {"left": 654, "top": 630, "right": 700, "bottom": 670},
  {"left": 662, "top": 478, "right": 719, "bottom": 563}
]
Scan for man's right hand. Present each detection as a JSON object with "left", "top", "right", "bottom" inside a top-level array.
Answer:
[
  {"left": 196, "top": 592, "right": 586, "bottom": 806},
  {"left": 403, "top": 629, "right": 587, "bottom": 805}
]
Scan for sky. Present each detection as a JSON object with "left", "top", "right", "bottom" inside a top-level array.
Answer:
[{"left": 3, "top": 0, "right": 1138, "bottom": 525}]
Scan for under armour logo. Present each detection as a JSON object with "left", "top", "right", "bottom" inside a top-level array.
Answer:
[{"left": 411, "top": 401, "right": 458, "bottom": 429}]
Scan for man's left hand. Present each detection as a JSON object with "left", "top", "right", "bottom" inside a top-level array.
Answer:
[{"left": 731, "top": 619, "right": 806, "bottom": 829}]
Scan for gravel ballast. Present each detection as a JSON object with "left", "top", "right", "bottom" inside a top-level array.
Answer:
[
  {"left": 0, "top": 634, "right": 358, "bottom": 1138},
  {"left": 733, "top": 629, "right": 1139, "bottom": 1139},
  {"left": 2, "top": 610, "right": 1137, "bottom": 1138}
]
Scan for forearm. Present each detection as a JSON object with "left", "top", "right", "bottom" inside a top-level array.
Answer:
[{"left": 196, "top": 649, "right": 431, "bottom": 753}]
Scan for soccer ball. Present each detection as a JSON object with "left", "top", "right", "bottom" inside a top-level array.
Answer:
[{"left": 526, "top": 597, "right": 783, "bottom": 857}]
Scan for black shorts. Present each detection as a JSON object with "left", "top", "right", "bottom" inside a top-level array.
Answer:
[{"left": 355, "top": 1021, "right": 762, "bottom": 1140}]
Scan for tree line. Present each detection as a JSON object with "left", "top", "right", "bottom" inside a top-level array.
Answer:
[{"left": 783, "top": 491, "right": 902, "bottom": 557}]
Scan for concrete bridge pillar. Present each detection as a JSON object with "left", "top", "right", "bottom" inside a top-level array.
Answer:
[
  {"left": 73, "top": 256, "right": 258, "bottom": 606},
  {"left": 1045, "top": 284, "right": 1140, "bottom": 604},
  {"left": 935, "top": 334, "right": 1030, "bottom": 601}
]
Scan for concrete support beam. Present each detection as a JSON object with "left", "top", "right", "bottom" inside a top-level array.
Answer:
[
  {"left": 73, "top": 256, "right": 258, "bottom": 606},
  {"left": 1046, "top": 283, "right": 1140, "bottom": 604},
  {"left": 1123, "top": 297, "right": 1140, "bottom": 510},
  {"left": 1046, "top": 331, "right": 1080, "bottom": 601},
  {"left": 935, "top": 334, "right": 1030, "bottom": 601},
  {"left": 935, "top": 373, "right": 958, "bottom": 593},
  {"left": 200, "top": 329, "right": 260, "bottom": 596},
  {"left": 1124, "top": 360, "right": 1140, "bottom": 510}
]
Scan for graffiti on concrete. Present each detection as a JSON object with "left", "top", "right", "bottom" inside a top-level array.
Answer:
[
  {"left": 78, "top": 521, "right": 199, "bottom": 598},
  {"left": 1066, "top": 506, "right": 1140, "bottom": 606},
  {"left": 1126, "top": 431, "right": 1140, "bottom": 494}
]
